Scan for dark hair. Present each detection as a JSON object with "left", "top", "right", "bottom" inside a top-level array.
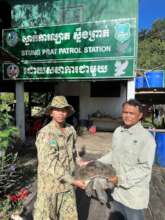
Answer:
[{"left": 122, "top": 99, "right": 143, "bottom": 113}]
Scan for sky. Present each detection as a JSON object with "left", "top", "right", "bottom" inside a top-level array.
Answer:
[{"left": 139, "top": 0, "right": 165, "bottom": 30}]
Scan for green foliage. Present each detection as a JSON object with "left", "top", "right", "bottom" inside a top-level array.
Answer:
[
  {"left": 0, "top": 100, "right": 24, "bottom": 217},
  {"left": 0, "top": 197, "right": 11, "bottom": 219},
  {"left": 0, "top": 152, "right": 23, "bottom": 218},
  {"left": 0, "top": 100, "right": 22, "bottom": 196},
  {"left": 0, "top": 93, "right": 14, "bottom": 102},
  {"left": 0, "top": 153, "right": 21, "bottom": 196},
  {"left": 0, "top": 100, "right": 22, "bottom": 194},
  {"left": 0, "top": 102, "right": 19, "bottom": 152},
  {"left": 31, "top": 92, "right": 53, "bottom": 106},
  {"left": 0, "top": 92, "right": 29, "bottom": 106},
  {"left": 138, "top": 19, "right": 165, "bottom": 70}
]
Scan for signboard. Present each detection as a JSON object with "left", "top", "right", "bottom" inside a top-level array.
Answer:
[
  {"left": 3, "top": 19, "right": 137, "bottom": 80},
  {"left": 3, "top": 19, "right": 136, "bottom": 61},
  {"left": 3, "top": 59, "right": 134, "bottom": 80}
]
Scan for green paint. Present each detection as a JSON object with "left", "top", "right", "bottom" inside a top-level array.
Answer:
[
  {"left": 3, "top": 19, "right": 136, "bottom": 61},
  {"left": 3, "top": 59, "right": 134, "bottom": 80}
]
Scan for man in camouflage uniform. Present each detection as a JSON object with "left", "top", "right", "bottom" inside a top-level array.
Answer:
[{"left": 33, "top": 96, "right": 83, "bottom": 220}]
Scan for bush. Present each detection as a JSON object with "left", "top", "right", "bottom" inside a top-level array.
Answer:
[
  {"left": 0, "top": 102, "right": 22, "bottom": 195},
  {"left": 0, "top": 153, "right": 22, "bottom": 196},
  {"left": 0, "top": 102, "right": 20, "bottom": 154},
  {"left": 0, "top": 101, "right": 24, "bottom": 217}
]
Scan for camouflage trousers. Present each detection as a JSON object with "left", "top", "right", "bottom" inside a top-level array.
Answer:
[{"left": 33, "top": 189, "right": 78, "bottom": 220}]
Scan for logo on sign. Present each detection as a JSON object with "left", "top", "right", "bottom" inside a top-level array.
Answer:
[
  {"left": 7, "top": 64, "right": 20, "bottom": 79},
  {"left": 6, "top": 31, "right": 18, "bottom": 47},
  {"left": 114, "top": 60, "right": 129, "bottom": 77},
  {"left": 114, "top": 23, "right": 130, "bottom": 43}
]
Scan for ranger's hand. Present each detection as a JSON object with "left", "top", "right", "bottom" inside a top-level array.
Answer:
[
  {"left": 59, "top": 174, "right": 74, "bottom": 184},
  {"left": 72, "top": 180, "right": 86, "bottom": 189},
  {"left": 76, "top": 157, "right": 93, "bottom": 167}
]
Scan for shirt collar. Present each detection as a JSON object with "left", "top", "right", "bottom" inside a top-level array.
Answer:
[
  {"left": 49, "top": 120, "right": 72, "bottom": 136},
  {"left": 120, "top": 122, "right": 142, "bottom": 135}
]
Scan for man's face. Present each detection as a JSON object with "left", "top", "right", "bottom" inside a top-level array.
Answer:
[
  {"left": 122, "top": 104, "right": 143, "bottom": 127},
  {"left": 51, "top": 108, "right": 68, "bottom": 124}
]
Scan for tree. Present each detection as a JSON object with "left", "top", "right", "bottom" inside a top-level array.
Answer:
[{"left": 138, "top": 19, "right": 165, "bottom": 70}]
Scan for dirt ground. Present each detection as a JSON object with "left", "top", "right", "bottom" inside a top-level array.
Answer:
[{"left": 76, "top": 132, "right": 112, "bottom": 158}]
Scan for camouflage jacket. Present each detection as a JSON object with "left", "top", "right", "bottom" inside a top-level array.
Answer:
[{"left": 35, "top": 120, "right": 77, "bottom": 193}]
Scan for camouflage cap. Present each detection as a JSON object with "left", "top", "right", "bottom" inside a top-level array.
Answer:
[{"left": 46, "top": 96, "right": 75, "bottom": 117}]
